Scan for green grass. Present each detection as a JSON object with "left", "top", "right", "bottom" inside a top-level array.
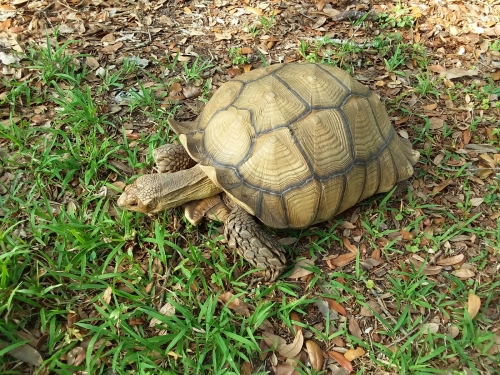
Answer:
[
  {"left": 298, "top": 33, "right": 428, "bottom": 74},
  {"left": 1, "top": 20, "right": 499, "bottom": 375}
]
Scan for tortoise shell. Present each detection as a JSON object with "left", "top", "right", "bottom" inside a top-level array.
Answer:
[{"left": 169, "top": 63, "right": 419, "bottom": 229}]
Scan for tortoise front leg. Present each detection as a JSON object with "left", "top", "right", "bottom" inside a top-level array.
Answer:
[
  {"left": 153, "top": 144, "right": 196, "bottom": 173},
  {"left": 224, "top": 205, "right": 287, "bottom": 281}
]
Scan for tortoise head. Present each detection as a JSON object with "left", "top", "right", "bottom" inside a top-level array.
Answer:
[
  {"left": 117, "top": 174, "right": 167, "bottom": 213},
  {"left": 117, "top": 166, "right": 223, "bottom": 214}
]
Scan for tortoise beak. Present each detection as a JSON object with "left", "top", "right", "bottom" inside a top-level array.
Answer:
[{"left": 117, "top": 187, "right": 154, "bottom": 213}]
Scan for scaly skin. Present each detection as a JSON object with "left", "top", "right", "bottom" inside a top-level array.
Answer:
[
  {"left": 153, "top": 144, "right": 196, "bottom": 173},
  {"left": 225, "top": 205, "right": 287, "bottom": 281}
]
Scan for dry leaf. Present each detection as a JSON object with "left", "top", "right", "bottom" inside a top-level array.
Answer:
[
  {"left": 348, "top": 317, "right": 363, "bottom": 340},
  {"left": 452, "top": 268, "right": 475, "bottom": 279},
  {"left": 317, "top": 0, "right": 334, "bottom": 11},
  {"left": 441, "top": 68, "right": 479, "bottom": 80},
  {"left": 325, "top": 298, "right": 347, "bottom": 316},
  {"left": 421, "top": 322, "right": 440, "bottom": 334},
  {"left": 328, "top": 350, "right": 353, "bottom": 372},
  {"left": 446, "top": 325, "right": 460, "bottom": 339},
  {"left": 218, "top": 292, "right": 250, "bottom": 317},
  {"left": 470, "top": 198, "right": 483, "bottom": 207},
  {"left": 182, "top": 85, "right": 201, "bottom": 99},
  {"left": 240, "top": 360, "right": 253, "bottom": 375},
  {"left": 279, "top": 329, "right": 304, "bottom": 358},
  {"left": 102, "top": 286, "right": 112, "bottom": 304},
  {"left": 436, "top": 254, "right": 464, "bottom": 266},
  {"left": 360, "top": 299, "right": 382, "bottom": 317},
  {"left": 214, "top": 32, "right": 231, "bottom": 40},
  {"left": 429, "top": 117, "right": 444, "bottom": 130},
  {"left": 342, "top": 237, "right": 358, "bottom": 253},
  {"left": 428, "top": 65, "right": 446, "bottom": 73},
  {"left": 262, "top": 331, "right": 286, "bottom": 349},
  {"left": 312, "top": 16, "right": 327, "bottom": 29},
  {"left": 290, "top": 312, "right": 301, "bottom": 334},
  {"left": 400, "top": 229, "right": 414, "bottom": 240},
  {"left": 149, "top": 302, "right": 176, "bottom": 327},
  {"left": 432, "top": 180, "right": 452, "bottom": 193},
  {"left": 467, "top": 293, "right": 481, "bottom": 319},
  {"left": 101, "top": 42, "right": 123, "bottom": 53},
  {"left": 409, "top": 257, "right": 443, "bottom": 275},
  {"left": 305, "top": 340, "right": 323, "bottom": 371},
  {"left": 0, "top": 341, "right": 43, "bottom": 366},
  {"left": 244, "top": 6, "right": 263, "bottom": 16},
  {"left": 330, "top": 252, "right": 356, "bottom": 267},
  {"left": 344, "top": 346, "right": 366, "bottom": 361},
  {"left": 422, "top": 103, "right": 437, "bottom": 110},
  {"left": 274, "top": 364, "right": 298, "bottom": 375},
  {"left": 288, "top": 259, "right": 315, "bottom": 279}
]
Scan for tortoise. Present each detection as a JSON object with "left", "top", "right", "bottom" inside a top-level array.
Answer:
[{"left": 117, "top": 63, "right": 419, "bottom": 281}]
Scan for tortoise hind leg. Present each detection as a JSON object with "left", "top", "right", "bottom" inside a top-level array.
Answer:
[
  {"left": 153, "top": 144, "right": 196, "bottom": 173},
  {"left": 224, "top": 205, "right": 287, "bottom": 281}
]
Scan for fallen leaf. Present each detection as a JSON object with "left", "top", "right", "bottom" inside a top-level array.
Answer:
[
  {"left": 279, "top": 329, "right": 304, "bottom": 358},
  {"left": 429, "top": 117, "right": 444, "bottom": 130},
  {"left": 330, "top": 252, "right": 356, "bottom": 267},
  {"left": 409, "top": 257, "right": 443, "bottom": 275},
  {"left": 315, "top": 299, "right": 337, "bottom": 320},
  {"left": 244, "top": 6, "right": 263, "bottom": 16},
  {"left": 446, "top": 325, "right": 460, "bottom": 339},
  {"left": 421, "top": 322, "right": 440, "bottom": 334},
  {"left": 288, "top": 259, "right": 315, "bottom": 279},
  {"left": 432, "top": 180, "right": 452, "bottom": 194},
  {"left": 218, "top": 292, "right": 250, "bottom": 317},
  {"left": 328, "top": 350, "right": 353, "bottom": 372},
  {"left": 150, "top": 302, "right": 176, "bottom": 327},
  {"left": 422, "top": 103, "right": 437, "bottom": 110},
  {"left": 452, "top": 268, "right": 475, "bottom": 279},
  {"left": 324, "top": 298, "right": 347, "bottom": 316},
  {"left": 348, "top": 317, "right": 363, "bottom": 340},
  {"left": 428, "top": 65, "right": 446, "bottom": 73},
  {"left": 360, "top": 299, "right": 382, "bottom": 317},
  {"left": 344, "top": 346, "right": 366, "bottom": 361},
  {"left": 467, "top": 293, "right": 481, "bottom": 319},
  {"left": 436, "top": 254, "right": 464, "bottom": 266},
  {"left": 441, "top": 67, "right": 479, "bottom": 80},
  {"left": 317, "top": 0, "right": 334, "bottom": 11},
  {"left": 305, "top": 340, "right": 323, "bottom": 371},
  {"left": 400, "top": 229, "right": 414, "bottom": 240},
  {"left": 214, "top": 32, "right": 231, "bottom": 40},
  {"left": 342, "top": 237, "right": 358, "bottom": 253},
  {"left": 262, "top": 331, "right": 286, "bottom": 349},
  {"left": 290, "top": 312, "right": 301, "bottom": 334},
  {"left": 470, "top": 198, "right": 483, "bottom": 207},
  {"left": 274, "top": 364, "right": 297, "bottom": 375},
  {"left": 182, "top": 85, "right": 201, "bottom": 99},
  {"left": 0, "top": 341, "right": 43, "bottom": 366},
  {"left": 102, "top": 286, "right": 112, "bottom": 304},
  {"left": 0, "top": 51, "right": 20, "bottom": 65},
  {"left": 240, "top": 360, "right": 253, "bottom": 375},
  {"left": 101, "top": 42, "right": 123, "bottom": 53}
]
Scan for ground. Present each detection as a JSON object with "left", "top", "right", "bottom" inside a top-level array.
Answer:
[{"left": 0, "top": 0, "right": 499, "bottom": 374}]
